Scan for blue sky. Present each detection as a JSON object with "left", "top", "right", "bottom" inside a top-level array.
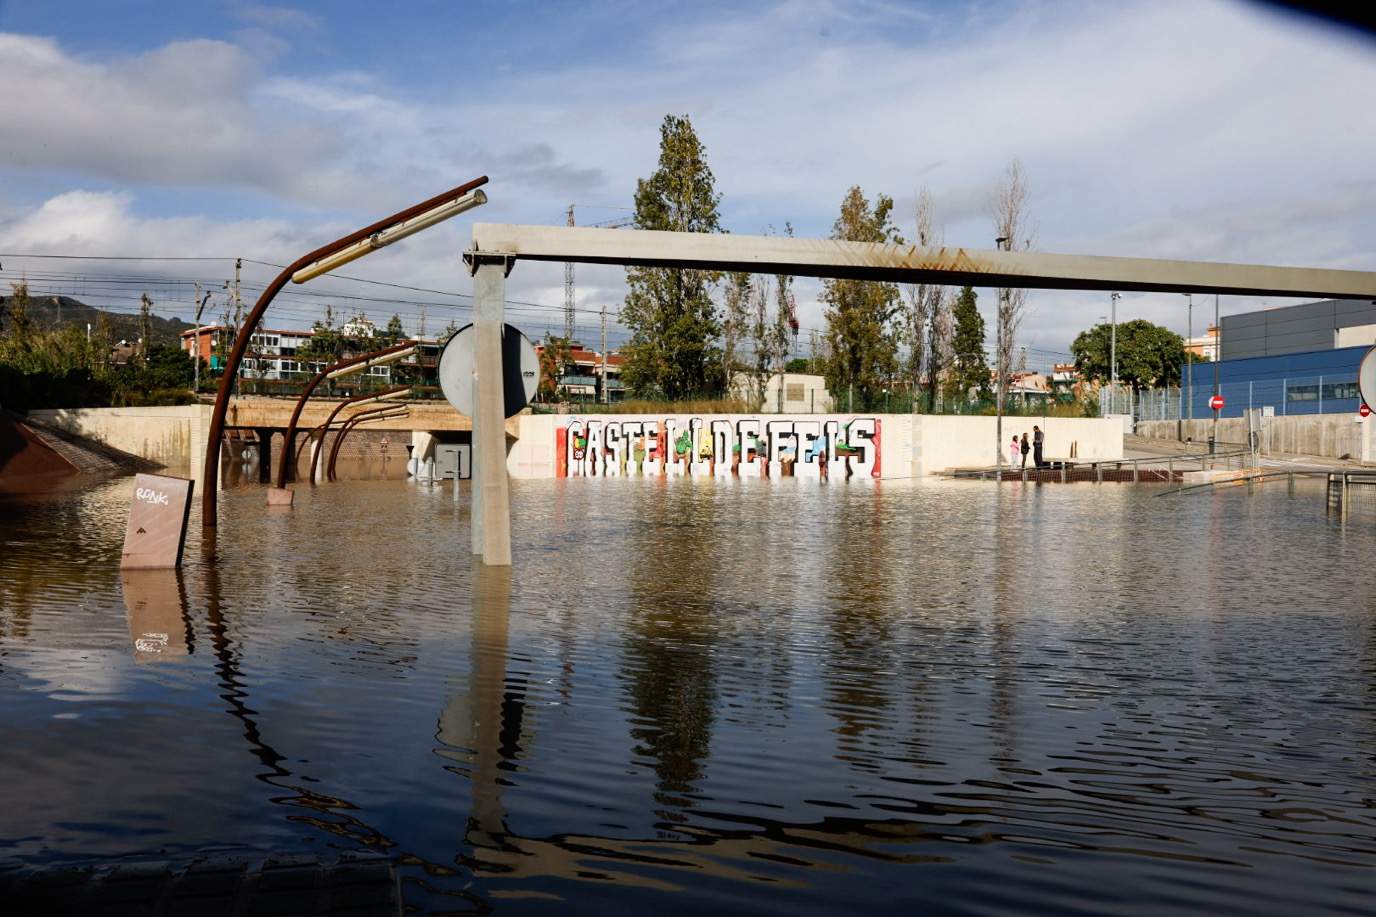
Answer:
[{"left": 1, "top": 0, "right": 1373, "bottom": 364}]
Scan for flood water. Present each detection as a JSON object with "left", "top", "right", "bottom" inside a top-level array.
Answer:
[{"left": 2, "top": 474, "right": 1374, "bottom": 914}]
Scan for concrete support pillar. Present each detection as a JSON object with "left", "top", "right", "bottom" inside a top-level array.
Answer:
[
  {"left": 256, "top": 429, "right": 273, "bottom": 483},
  {"left": 471, "top": 259, "right": 512, "bottom": 566}
]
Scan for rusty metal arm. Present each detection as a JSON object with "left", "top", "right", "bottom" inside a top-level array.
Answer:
[
  {"left": 300, "top": 385, "right": 409, "bottom": 485},
  {"left": 326, "top": 405, "right": 409, "bottom": 482},
  {"left": 201, "top": 175, "right": 489, "bottom": 528},
  {"left": 275, "top": 340, "right": 418, "bottom": 488}
]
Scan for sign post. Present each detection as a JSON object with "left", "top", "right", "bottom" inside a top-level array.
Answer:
[{"left": 121, "top": 473, "right": 194, "bottom": 569}]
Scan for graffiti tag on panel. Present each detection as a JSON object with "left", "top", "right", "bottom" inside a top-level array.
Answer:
[{"left": 556, "top": 417, "right": 882, "bottom": 480}]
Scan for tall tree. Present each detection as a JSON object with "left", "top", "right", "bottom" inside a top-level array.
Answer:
[
  {"left": 945, "top": 286, "right": 990, "bottom": 402},
  {"left": 821, "top": 186, "right": 902, "bottom": 411},
  {"left": 384, "top": 313, "right": 405, "bottom": 343},
  {"left": 138, "top": 293, "right": 154, "bottom": 363},
  {"left": 991, "top": 159, "right": 1033, "bottom": 410},
  {"left": 1071, "top": 320, "right": 1193, "bottom": 388},
  {"left": 721, "top": 271, "right": 751, "bottom": 396},
  {"left": 621, "top": 114, "right": 723, "bottom": 399},
  {"left": 903, "top": 190, "right": 955, "bottom": 411}
]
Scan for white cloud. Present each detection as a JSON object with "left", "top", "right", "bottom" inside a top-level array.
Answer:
[{"left": 2, "top": 0, "right": 1374, "bottom": 362}]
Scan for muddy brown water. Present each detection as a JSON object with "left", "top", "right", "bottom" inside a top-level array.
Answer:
[{"left": 1, "top": 474, "right": 1374, "bottom": 914}]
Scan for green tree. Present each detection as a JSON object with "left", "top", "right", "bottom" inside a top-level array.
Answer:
[
  {"left": 821, "top": 186, "right": 902, "bottom": 410},
  {"left": 620, "top": 114, "right": 723, "bottom": 399},
  {"left": 384, "top": 313, "right": 405, "bottom": 344},
  {"left": 945, "top": 286, "right": 990, "bottom": 403},
  {"left": 538, "top": 333, "right": 572, "bottom": 402},
  {"left": 1071, "top": 319, "right": 1196, "bottom": 388}
]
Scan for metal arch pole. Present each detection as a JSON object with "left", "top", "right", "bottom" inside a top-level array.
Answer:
[
  {"left": 466, "top": 253, "right": 512, "bottom": 566},
  {"left": 275, "top": 340, "right": 418, "bottom": 489},
  {"left": 307, "top": 385, "right": 409, "bottom": 486},
  {"left": 326, "top": 405, "right": 408, "bottom": 482},
  {"left": 200, "top": 175, "right": 488, "bottom": 528}
]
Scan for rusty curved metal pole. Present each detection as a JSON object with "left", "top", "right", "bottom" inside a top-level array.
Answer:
[
  {"left": 200, "top": 175, "right": 489, "bottom": 527},
  {"left": 275, "top": 340, "right": 418, "bottom": 488},
  {"left": 327, "top": 405, "right": 409, "bottom": 482},
  {"left": 302, "top": 385, "right": 409, "bottom": 486},
  {"left": 291, "top": 410, "right": 359, "bottom": 476}
]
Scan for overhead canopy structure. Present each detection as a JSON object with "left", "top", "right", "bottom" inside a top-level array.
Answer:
[{"left": 471, "top": 223, "right": 1376, "bottom": 299}]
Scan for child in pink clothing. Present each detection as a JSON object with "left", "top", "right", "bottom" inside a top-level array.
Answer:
[{"left": 1009, "top": 436, "right": 1020, "bottom": 465}]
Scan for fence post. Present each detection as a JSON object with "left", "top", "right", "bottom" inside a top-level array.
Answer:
[
  {"left": 1319, "top": 375, "right": 1324, "bottom": 415},
  {"left": 1282, "top": 378, "right": 1287, "bottom": 416}
]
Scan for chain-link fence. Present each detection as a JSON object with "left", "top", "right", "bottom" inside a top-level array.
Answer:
[{"left": 1100, "top": 374, "right": 1364, "bottom": 422}]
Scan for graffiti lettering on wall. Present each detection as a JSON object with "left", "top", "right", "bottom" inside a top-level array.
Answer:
[{"left": 556, "top": 417, "right": 882, "bottom": 479}]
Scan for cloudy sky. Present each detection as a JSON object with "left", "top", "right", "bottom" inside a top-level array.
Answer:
[{"left": 0, "top": 0, "right": 1372, "bottom": 368}]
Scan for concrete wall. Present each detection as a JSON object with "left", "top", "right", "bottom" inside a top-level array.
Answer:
[
  {"left": 915, "top": 415, "right": 1122, "bottom": 474},
  {"left": 28, "top": 405, "right": 211, "bottom": 479},
  {"left": 1138, "top": 415, "right": 1374, "bottom": 462},
  {"left": 516, "top": 412, "right": 1118, "bottom": 479}
]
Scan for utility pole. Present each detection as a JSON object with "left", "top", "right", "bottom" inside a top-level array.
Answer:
[
  {"left": 564, "top": 205, "right": 576, "bottom": 340},
  {"left": 232, "top": 258, "right": 242, "bottom": 327},
  {"left": 599, "top": 304, "right": 608, "bottom": 405},
  {"left": 193, "top": 282, "right": 202, "bottom": 393},
  {"left": 193, "top": 283, "right": 211, "bottom": 395},
  {"left": 419, "top": 304, "right": 427, "bottom": 339}
]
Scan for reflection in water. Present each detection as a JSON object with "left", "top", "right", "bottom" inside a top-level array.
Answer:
[
  {"left": 622, "top": 484, "right": 720, "bottom": 820},
  {"left": 121, "top": 569, "right": 192, "bottom": 661},
  {"left": 3, "top": 476, "right": 1376, "bottom": 914}
]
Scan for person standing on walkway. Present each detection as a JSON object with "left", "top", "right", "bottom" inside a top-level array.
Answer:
[
  {"left": 1033, "top": 425, "right": 1045, "bottom": 468},
  {"left": 1020, "top": 432, "right": 1030, "bottom": 468},
  {"left": 1009, "top": 436, "right": 1020, "bottom": 466}
]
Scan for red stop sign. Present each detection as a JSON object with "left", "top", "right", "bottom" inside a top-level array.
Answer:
[
  {"left": 1209, "top": 394, "right": 1224, "bottom": 411},
  {"left": 1360, "top": 403, "right": 1372, "bottom": 418}
]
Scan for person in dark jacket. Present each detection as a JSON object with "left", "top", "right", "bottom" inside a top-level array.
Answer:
[
  {"left": 1020, "top": 432, "right": 1030, "bottom": 468},
  {"left": 1033, "top": 425, "right": 1045, "bottom": 468}
]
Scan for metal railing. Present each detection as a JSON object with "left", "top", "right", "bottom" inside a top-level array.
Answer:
[
  {"left": 1326, "top": 471, "right": 1376, "bottom": 520},
  {"left": 954, "top": 446, "right": 1257, "bottom": 483}
]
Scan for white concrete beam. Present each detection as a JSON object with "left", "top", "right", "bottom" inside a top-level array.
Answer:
[{"left": 472, "top": 224, "right": 1376, "bottom": 299}]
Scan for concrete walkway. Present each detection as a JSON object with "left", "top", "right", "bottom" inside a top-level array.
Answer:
[{"left": 1125, "top": 434, "right": 1370, "bottom": 471}]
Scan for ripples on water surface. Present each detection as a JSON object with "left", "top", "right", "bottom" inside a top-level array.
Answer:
[{"left": 1, "top": 475, "right": 1374, "bottom": 914}]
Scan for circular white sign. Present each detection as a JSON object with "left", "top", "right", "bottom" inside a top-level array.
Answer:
[
  {"left": 1359, "top": 345, "right": 1376, "bottom": 412},
  {"left": 437, "top": 323, "right": 539, "bottom": 418}
]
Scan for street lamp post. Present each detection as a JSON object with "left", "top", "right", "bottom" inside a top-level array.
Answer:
[
  {"left": 995, "top": 236, "right": 1010, "bottom": 468},
  {"left": 1212, "top": 293, "right": 1220, "bottom": 453},
  {"left": 1185, "top": 293, "right": 1193, "bottom": 424},
  {"left": 1110, "top": 292, "right": 1121, "bottom": 404},
  {"left": 201, "top": 176, "right": 488, "bottom": 528}
]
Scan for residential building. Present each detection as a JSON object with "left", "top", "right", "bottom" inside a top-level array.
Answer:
[{"left": 536, "top": 342, "right": 625, "bottom": 402}]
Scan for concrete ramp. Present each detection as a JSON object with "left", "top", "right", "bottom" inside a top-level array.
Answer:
[{"left": 0, "top": 412, "right": 78, "bottom": 486}]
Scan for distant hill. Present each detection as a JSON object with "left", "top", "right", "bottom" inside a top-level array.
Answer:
[{"left": 0, "top": 294, "right": 193, "bottom": 348}]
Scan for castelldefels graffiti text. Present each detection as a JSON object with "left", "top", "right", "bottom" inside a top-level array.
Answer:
[{"left": 556, "top": 416, "right": 882, "bottom": 479}]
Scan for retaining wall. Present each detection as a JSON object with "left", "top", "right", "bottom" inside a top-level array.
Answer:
[
  {"left": 1137, "top": 415, "right": 1374, "bottom": 462},
  {"left": 515, "top": 413, "right": 1121, "bottom": 479},
  {"left": 28, "top": 405, "right": 211, "bottom": 477}
]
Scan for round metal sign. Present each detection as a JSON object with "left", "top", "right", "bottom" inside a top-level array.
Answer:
[
  {"left": 1359, "top": 346, "right": 1376, "bottom": 412},
  {"left": 1360, "top": 403, "right": 1371, "bottom": 419},
  {"left": 438, "top": 323, "right": 539, "bottom": 418},
  {"left": 1209, "top": 394, "right": 1224, "bottom": 412}
]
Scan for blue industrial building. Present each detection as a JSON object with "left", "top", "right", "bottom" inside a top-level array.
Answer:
[
  {"left": 1169, "top": 298, "right": 1375, "bottom": 419},
  {"left": 1182, "top": 345, "right": 1366, "bottom": 418}
]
